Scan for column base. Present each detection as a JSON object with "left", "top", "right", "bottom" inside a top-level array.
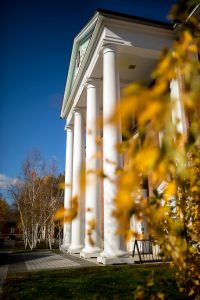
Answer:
[
  {"left": 80, "top": 247, "right": 101, "bottom": 259},
  {"left": 97, "top": 255, "right": 134, "bottom": 265},
  {"left": 68, "top": 245, "right": 83, "bottom": 254},
  {"left": 60, "top": 244, "right": 70, "bottom": 252}
]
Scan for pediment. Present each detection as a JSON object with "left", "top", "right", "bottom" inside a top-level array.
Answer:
[
  {"left": 63, "top": 13, "right": 99, "bottom": 106},
  {"left": 72, "top": 35, "right": 92, "bottom": 85}
]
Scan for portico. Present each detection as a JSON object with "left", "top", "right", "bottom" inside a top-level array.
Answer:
[{"left": 60, "top": 9, "right": 174, "bottom": 264}]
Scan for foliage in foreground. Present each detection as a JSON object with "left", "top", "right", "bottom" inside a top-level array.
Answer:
[
  {"left": 112, "top": 1, "right": 200, "bottom": 298},
  {"left": 55, "top": 1, "right": 200, "bottom": 299},
  {"left": 3, "top": 265, "right": 188, "bottom": 300}
]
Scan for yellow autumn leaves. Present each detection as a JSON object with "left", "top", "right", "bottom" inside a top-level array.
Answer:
[
  {"left": 55, "top": 5, "right": 200, "bottom": 297},
  {"left": 54, "top": 196, "right": 78, "bottom": 223},
  {"left": 110, "top": 20, "right": 200, "bottom": 298}
]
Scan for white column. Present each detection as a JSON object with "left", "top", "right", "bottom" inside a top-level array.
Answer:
[
  {"left": 68, "top": 108, "right": 85, "bottom": 253},
  {"left": 60, "top": 125, "right": 73, "bottom": 251},
  {"left": 170, "top": 79, "right": 186, "bottom": 134},
  {"left": 80, "top": 79, "right": 102, "bottom": 258},
  {"left": 97, "top": 45, "right": 133, "bottom": 265}
]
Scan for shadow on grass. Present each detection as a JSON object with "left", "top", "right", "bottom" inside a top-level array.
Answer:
[{"left": 2, "top": 264, "right": 188, "bottom": 300}]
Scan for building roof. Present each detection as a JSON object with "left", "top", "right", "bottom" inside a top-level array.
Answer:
[{"left": 95, "top": 8, "right": 173, "bottom": 30}]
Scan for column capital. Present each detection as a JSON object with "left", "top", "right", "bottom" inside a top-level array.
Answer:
[
  {"left": 72, "top": 107, "right": 86, "bottom": 115},
  {"left": 64, "top": 124, "right": 73, "bottom": 131},
  {"left": 86, "top": 77, "right": 102, "bottom": 85},
  {"left": 101, "top": 43, "right": 117, "bottom": 55}
]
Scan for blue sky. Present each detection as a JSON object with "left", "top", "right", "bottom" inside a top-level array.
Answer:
[{"left": 0, "top": 0, "right": 177, "bottom": 201}]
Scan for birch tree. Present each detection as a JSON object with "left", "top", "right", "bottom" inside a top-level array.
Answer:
[
  {"left": 10, "top": 150, "right": 64, "bottom": 250},
  {"left": 39, "top": 173, "right": 64, "bottom": 249}
]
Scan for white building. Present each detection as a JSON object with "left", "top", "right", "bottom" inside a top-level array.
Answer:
[{"left": 60, "top": 9, "right": 175, "bottom": 264}]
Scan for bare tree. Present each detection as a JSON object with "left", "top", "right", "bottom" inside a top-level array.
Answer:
[{"left": 10, "top": 150, "right": 64, "bottom": 250}]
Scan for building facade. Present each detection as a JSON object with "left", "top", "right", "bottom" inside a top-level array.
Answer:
[{"left": 60, "top": 9, "right": 177, "bottom": 264}]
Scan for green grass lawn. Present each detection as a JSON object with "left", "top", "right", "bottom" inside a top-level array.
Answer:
[{"left": 2, "top": 264, "right": 188, "bottom": 300}]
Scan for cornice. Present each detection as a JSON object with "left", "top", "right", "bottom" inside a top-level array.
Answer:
[{"left": 102, "top": 16, "right": 174, "bottom": 40}]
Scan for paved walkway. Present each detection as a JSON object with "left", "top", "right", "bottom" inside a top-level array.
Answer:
[
  {"left": 0, "top": 244, "right": 99, "bottom": 299},
  {"left": 25, "top": 251, "right": 80, "bottom": 270}
]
